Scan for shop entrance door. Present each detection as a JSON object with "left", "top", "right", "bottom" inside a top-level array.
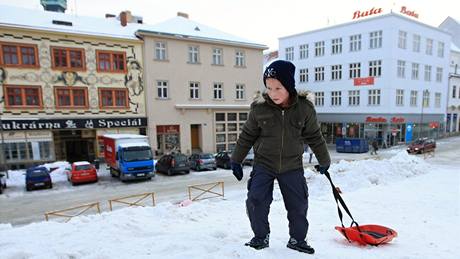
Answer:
[{"left": 190, "top": 124, "right": 201, "bottom": 153}]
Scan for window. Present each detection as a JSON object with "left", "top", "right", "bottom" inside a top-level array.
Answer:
[
  {"left": 314, "top": 66, "right": 325, "bottom": 81},
  {"left": 285, "top": 47, "right": 294, "bottom": 61},
  {"left": 424, "top": 65, "right": 431, "bottom": 81},
  {"left": 412, "top": 34, "right": 421, "bottom": 52},
  {"left": 348, "top": 90, "right": 360, "bottom": 106},
  {"left": 453, "top": 85, "right": 457, "bottom": 98},
  {"left": 4, "top": 85, "right": 42, "bottom": 108},
  {"left": 188, "top": 45, "right": 199, "bottom": 63},
  {"left": 0, "top": 42, "right": 39, "bottom": 68},
  {"left": 437, "top": 42, "right": 445, "bottom": 58},
  {"left": 436, "top": 67, "right": 443, "bottom": 82},
  {"left": 368, "top": 89, "right": 381, "bottom": 105},
  {"left": 55, "top": 87, "right": 88, "bottom": 108},
  {"left": 51, "top": 47, "right": 85, "bottom": 70},
  {"left": 398, "top": 31, "right": 407, "bottom": 49},
  {"left": 369, "top": 60, "right": 382, "bottom": 77},
  {"left": 314, "top": 41, "right": 325, "bottom": 57},
  {"left": 213, "top": 82, "right": 223, "bottom": 99},
  {"left": 99, "top": 88, "right": 128, "bottom": 108},
  {"left": 349, "top": 62, "right": 361, "bottom": 78},
  {"left": 369, "top": 30, "right": 382, "bottom": 49},
  {"left": 236, "top": 84, "right": 245, "bottom": 100},
  {"left": 331, "top": 91, "right": 342, "bottom": 106},
  {"left": 411, "top": 63, "right": 419, "bottom": 80},
  {"left": 212, "top": 48, "right": 223, "bottom": 65},
  {"left": 189, "top": 82, "right": 200, "bottom": 99},
  {"left": 155, "top": 42, "right": 167, "bottom": 60},
  {"left": 315, "top": 92, "right": 324, "bottom": 106},
  {"left": 396, "top": 89, "right": 404, "bottom": 106},
  {"left": 214, "top": 111, "right": 248, "bottom": 152},
  {"left": 426, "top": 39, "right": 433, "bottom": 55},
  {"left": 422, "top": 90, "right": 430, "bottom": 107},
  {"left": 156, "top": 80, "right": 168, "bottom": 99},
  {"left": 397, "top": 60, "right": 405, "bottom": 78},
  {"left": 235, "top": 50, "right": 245, "bottom": 67},
  {"left": 331, "top": 65, "right": 342, "bottom": 80},
  {"left": 331, "top": 38, "right": 342, "bottom": 54},
  {"left": 299, "top": 68, "right": 308, "bottom": 83},
  {"left": 435, "top": 92, "right": 441, "bottom": 108},
  {"left": 349, "top": 34, "right": 361, "bottom": 52},
  {"left": 96, "top": 50, "right": 126, "bottom": 73},
  {"left": 299, "top": 44, "right": 308, "bottom": 59},
  {"left": 410, "top": 90, "right": 417, "bottom": 107}
]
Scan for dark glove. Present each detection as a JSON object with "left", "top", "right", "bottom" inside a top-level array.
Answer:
[
  {"left": 231, "top": 161, "right": 243, "bottom": 181},
  {"left": 314, "top": 164, "right": 330, "bottom": 175}
]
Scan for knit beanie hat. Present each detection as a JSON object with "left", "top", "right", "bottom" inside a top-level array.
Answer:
[{"left": 263, "top": 60, "right": 296, "bottom": 95}]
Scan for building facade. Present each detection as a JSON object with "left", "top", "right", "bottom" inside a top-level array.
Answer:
[
  {"left": 138, "top": 13, "right": 266, "bottom": 155},
  {"left": 279, "top": 12, "right": 451, "bottom": 145},
  {"left": 0, "top": 5, "right": 146, "bottom": 169}
]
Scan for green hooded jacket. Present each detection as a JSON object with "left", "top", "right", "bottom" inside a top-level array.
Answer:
[{"left": 231, "top": 91, "right": 331, "bottom": 174}]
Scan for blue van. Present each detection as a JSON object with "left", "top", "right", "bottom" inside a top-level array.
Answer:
[{"left": 25, "top": 166, "right": 52, "bottom": 191}]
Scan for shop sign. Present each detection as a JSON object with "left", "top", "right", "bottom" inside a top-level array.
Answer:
[
  {"left": 406, "top": 124, "right": 413, "bottom": 142},
  {"left": 157, "top": 125, "right": 180, "bottom": 134},
  {"left": 400, "top": 6, "right": 419, "bottom": 18},
  {"left": 353, "top": 77, "right": 374, "bottom": 86},
  {"left": 391, "top": 117, "right": 405, "bottom": 123},
  {"left": 0, "top": 117, "right": 147, "bottom": 131},
  {"left": 429, "top": 122, "right": 439, "bottom": 129},
  {"left": 366, "top": 116, "right": 387, "bottom": 123},
  {"left": 352, "top": 7, "right": 383, "bottom": 20}
]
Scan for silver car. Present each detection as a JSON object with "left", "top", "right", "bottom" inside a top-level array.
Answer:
[{"left": 189, "top": 153, "right": 217, "bottom": 171}]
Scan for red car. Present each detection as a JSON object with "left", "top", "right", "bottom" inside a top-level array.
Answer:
[
  {"left": 406, "top": 138, "right": 436, "bottom": 154},
  {"left": 67, "top": 161, "right": 98, "bottom": 185}
]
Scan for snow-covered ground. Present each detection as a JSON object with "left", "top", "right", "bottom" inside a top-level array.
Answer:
[{"left": 0, "top": 140, "right": 459, "bottom": 258}]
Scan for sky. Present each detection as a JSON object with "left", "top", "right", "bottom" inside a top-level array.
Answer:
[
  {"left": 1, "top": 138, "right": 459, "bottom": 258},
  {"left": 0, "top": 0, "right": 457, "bottom": 50}
]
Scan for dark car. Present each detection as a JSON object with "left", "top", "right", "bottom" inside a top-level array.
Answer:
[
  {"left": 25, "top": 166, "right": 52, "bottom": 191},
  {"left": 215, "top": 151, "right": 232, "bottom": 169},
  {"left": 155, "top": 153, "right": 190, "bottom": 176},
  {"left": 0, "top": 173, "right": 7, "bottom": 194},
  {"left": 189, "top": 153, "right": 217, "bottom": 171},
  {"left": 407, "top": 138, "right": 436, "bottom": 154}
]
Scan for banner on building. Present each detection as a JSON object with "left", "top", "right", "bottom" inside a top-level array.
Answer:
[{"left": 405, "top": 124, "right": 413, "bottom": 142}]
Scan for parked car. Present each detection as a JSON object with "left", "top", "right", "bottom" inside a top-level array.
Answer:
[
  {"left": 155, "top": 153, "right": 190, "bottom": 176},
  {"left": 215, "top": 151, "right": 232, "bottom": 169},
  {"left": 407, "top": 138, "right": 436, "bottom": 154},
  {"left": 67, "top": 161, "right": 98, "bottom": 185},
  {"left": 189, "top": 153, "right": 217, "bottom": 171},
  {"left": 0, "top": 173, "right": 7, "bottom": 194},
  {"left": 25, "top": 166, "right": 52, "bottom": 191},
  {"left": 242, "top": 148, "right": 255, "bottom": 166}
]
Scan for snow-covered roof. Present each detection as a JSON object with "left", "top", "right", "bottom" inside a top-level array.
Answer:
[
  {"left": 0, "top": 4, "right": 142, "bottom": 41},
  {"left": 137, "top": 16, "right": 267, "bottom": 49},
  {"left": 451, "top": 43, "right": 460, "bottom": 53},
  {"left": 119, "top": 142, "right": 150, "bottom": 148},
  {"left": 103, "top": 134, "right": 147, "bottom": 140}
]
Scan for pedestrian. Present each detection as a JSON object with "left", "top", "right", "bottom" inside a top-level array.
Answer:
[
  {"left": 309, "top": 148, "right": 315, "bottom": 164},
  {"left": 230, "top": 60, "right": 331, "bottom": 254},
  {"left": 371, "top": 139, "right": 378, "bottom": 155}
]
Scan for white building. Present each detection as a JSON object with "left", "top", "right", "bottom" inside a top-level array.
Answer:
[
  {"left": 439, "top": 17, "right": 460, "bottom": 133},
  {"left": 279, "top": 12, "right": 451, "bottom": 145}
]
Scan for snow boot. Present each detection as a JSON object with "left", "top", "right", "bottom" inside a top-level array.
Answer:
[
  {"left": 286, "top": 238, "right": 315, "bottom": 254},
  {"left": 245, "top": 234, "right": 269, "bottom": 250}
]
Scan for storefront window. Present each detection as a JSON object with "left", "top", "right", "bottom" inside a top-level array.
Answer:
[
  {"left": 228, "top": 123, "right": 237, "bottom": 132},
  {"left": 228, "top": 113, "right": 237, "bottom": 121},
  {"left": 214, "top": 111, "right": 248, "bottom": 152}
]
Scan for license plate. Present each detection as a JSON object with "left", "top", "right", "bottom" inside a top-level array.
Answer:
[
  {"left": 81, "top": 173, "right": 89, "bottom": 176},
  {"left": 137, "top": 173, "right": 145, "bottom": 177},
  {"left": 35, "top": 182, "right": 45, "bottom": 186}
]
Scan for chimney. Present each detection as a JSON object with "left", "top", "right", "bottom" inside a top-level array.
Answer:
[
  {"left": 41, "top": 0, "right": 67, "bottom": 13},
  {"left": 105, "top": 13, "right": 116, "bottom": 18},
  {"left": 119, "top": 11, "right": 132, "bottom": 27},
  {"left": 177, "top": 12, "right": 189, "bottom": 19}
]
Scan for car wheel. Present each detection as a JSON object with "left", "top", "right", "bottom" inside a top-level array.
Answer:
[
  {"left": 49, "top": 183, "right": 53, "bottom": 189},
  {"left": 213, "top": 167, "right": 217, "bottom": 170},
  {"left": 186, "top": 170, "right": 190, "bottom": 174},
  {"left": 167, "top": 168, "right": 172, "bottom": 176}
]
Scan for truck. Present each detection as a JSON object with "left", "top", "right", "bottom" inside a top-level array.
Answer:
[{"left": 102, "top": 134, "right": 155, "bottom": 181}]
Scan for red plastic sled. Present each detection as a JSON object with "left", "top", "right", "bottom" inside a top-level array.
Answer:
[{"left": 335, "top": 224, "right": 398, "bottom": 246}]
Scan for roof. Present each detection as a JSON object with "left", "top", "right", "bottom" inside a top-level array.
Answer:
[
  {"left": 451, "top": 43, "right": 460, "bottom": 53},
  {"left": 73, "top": 161, "right": 91, "bottom": 166},
  {"left": 0, "top": 4, "right": 142, "bottom": 41},
  {"left": 137, "top": 16, "right": 267, "bottom": 49},
  {"left": 119, "top": 142, "right": 150, "bottom": 148}
]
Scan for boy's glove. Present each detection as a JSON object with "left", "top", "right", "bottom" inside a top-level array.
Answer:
[
  {"left": 231, "top": 161, "right": 243, "bottom": 181},
  {"left": 314, "top": 164, "right": 330, "bottom": 175}
]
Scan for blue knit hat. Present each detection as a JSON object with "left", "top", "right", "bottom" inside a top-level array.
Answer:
[{"left": 263, "top": 60, "right": 296, "bottom": 95}]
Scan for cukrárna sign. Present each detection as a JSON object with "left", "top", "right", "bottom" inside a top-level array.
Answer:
[{"left": 0, "top": 117, "right": 147, "bottom": 131}]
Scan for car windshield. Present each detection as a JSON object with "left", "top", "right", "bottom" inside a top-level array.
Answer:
[
  {"left": 75, "top": 164, "right": 92, "bottom": 171},
  {"left": 123, "top": 147, "right": 153, "bottom": 162},
  {"left": 200, "top": 154, "right": 214, "bottom": 159},
  {"left": 174, "top": 155, "right": 188, "bottom": 163},
  {"left": 414, "top": 140, "right": 425, "bottom": 144}
]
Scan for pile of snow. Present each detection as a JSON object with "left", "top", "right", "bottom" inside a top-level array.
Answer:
[
  {"left": 0, "top": 150, "right": 458, "bottom": 259},
  {"left": 5, "top": 161, "right": 70, "bottom": 188}
]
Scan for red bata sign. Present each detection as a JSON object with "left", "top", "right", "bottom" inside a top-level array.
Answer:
[
  {"left": 429, "top": 122, "right": 439, "bottom": 128},
  {"left": 366, "top": 116, "right": 387, "bottom": 123},
  {"left": 353, "top": 77, "right": 374, "bottom": 86},
  {"left": 400, "top": 6, "right": 419, "bottom": 18},
  {"left": 391, "top": 117, "right": 405, "bottom": 123},
  {"left": 352, "top": 7, "right": 383, "bottom": 19}
]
